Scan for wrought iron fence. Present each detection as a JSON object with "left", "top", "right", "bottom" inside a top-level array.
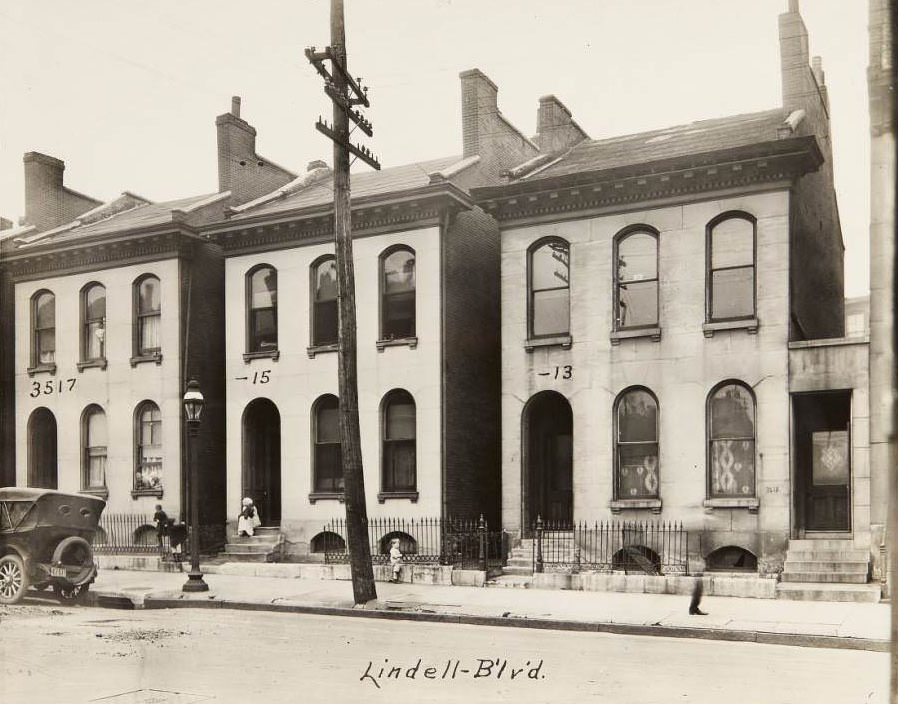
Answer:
[
  {"left": 320, "top": 516, "right": 507, "bottom": 569},
  {"left": 533, "top": 518, "right": 688, "bottom": 575},
  {"left": 93, "top": 512, "right": 190, "bottom": 557}
]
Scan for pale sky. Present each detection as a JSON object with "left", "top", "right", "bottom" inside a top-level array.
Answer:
[{"left": 0, "top": 0, "right": 871, "bottom": 296}]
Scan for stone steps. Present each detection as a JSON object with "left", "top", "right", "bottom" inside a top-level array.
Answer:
[
  {"left": 776, "top": 582, "right": 881, "bottom": 603},
  {"left": 783, "top": 560, "right": 868, "bottom": 573},
  {"left": 780, "top": 571, "right": 869, "bottom": 584},
  {"left": 220, "top": 526, "right": 283, "bottom": 563},
  {"left": 779, "top": 539, "right": 872, "bottom": 596}
]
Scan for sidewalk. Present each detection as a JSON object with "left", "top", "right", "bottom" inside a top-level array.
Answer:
[{"left": 86, "top": 565, "right": 891, "bottom": 652}]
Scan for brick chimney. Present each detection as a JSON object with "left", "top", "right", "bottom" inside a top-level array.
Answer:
[
  {"left": 216, "top": 96, "right": 295, "bottom": 206},
  {"left": 459, "top": 69, "right": 539, "bottom": 180},
  {"left": 535, "top": 95, "right": 589, "bottom": 153},
  {"left": 778, "top": 0, "right": 817, "bottom": 114},
  {"left": 22, "top": 152, "right": 102, "bottom": 233}
]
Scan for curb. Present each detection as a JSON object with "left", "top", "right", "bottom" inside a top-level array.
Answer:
[{"left": 132, "top": 596, "right": 889, "bottom": 653}]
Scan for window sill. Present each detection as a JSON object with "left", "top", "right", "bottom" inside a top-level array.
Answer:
[
  {"left": 525, "top": 334, "right": 572, "bottom": 352},
  {"left": 80, "top": 487, "right": 109, "bottom": 500},
  {"left": 77, "top": 359, "right": 107, "bottom": 372},
  {"left": 703, "top": 497, "right": 759, "bottom": 513},
  {"left": 131, "top": 487, "right": 163, "bottom": 499},
  {"left": 243, "top": 349, "right": 280, "bottom": 363},
  {"left": 130, "top": 353, "right": 163, "bottom": 368},
  {"left": 702, "top": 318, "right": 759, "bottom": 337},
  {"left": 610, "top": 498, "right": 662, "bottom": 514},
  {"left": 307, "top": 343, "right": 339, "bottom": 359},
  {"left": 376, "top": 337, "right": 418, "bottom": 352},
  {"left": 377, "top": 491, "right": 419, "bottom": 504},
  {"left": 610, "top": 327, "right": 662, "bottom": 345},
  {"left": 309, "top": 491, "right": 345, "bottom": 504},
  {"left": 27, "top": 363, "right": 56, "bottom": 377}
]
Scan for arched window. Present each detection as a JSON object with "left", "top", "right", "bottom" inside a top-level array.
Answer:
[
  {"left": 614, "top": 228, "right": 658, "bottom": 329},
  {"left": 708, "top": 381, "right": 756, "bottom": 498},
  {"left": 31, "top": 290, "right": 56, "bottom": 368},
  {"left": 707, "top": 213, "right": 756, "bottom": 321},
  {"left": 311, "top": 256, "right": 338, "bottom": 347},
  {"left": 135, "top": 401, "right": 163, "bottom": 494},
  {"left": 380, "top": 247, "right": 415, "bottom": 340},
  {"left": 81, "top": 283, "right": 106, "bottom": 363},
  {"left": 313, "top": 394, "right": 343, "bottom": 492},
  {"left": 382, "top": 390, "right": 416, "bottom": 493},
  {"left": 246, "top": 265, "right": 278, "bottom": 353},
  {"left": 528, "top": 238, "right": 570, "bottom": 338},
  {"left": 134, "top": 275, "right": 161, "bottom": 357},
  {"left": 82, "top": 405, "right": 107, "bottom": 492},
  {"left": 614, "top": 387, "right": 659, "bottom": 500}
]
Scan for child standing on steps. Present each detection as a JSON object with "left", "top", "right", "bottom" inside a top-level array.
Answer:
[{"left": 389, "top": 538, "right": 403, "bottom": 583}]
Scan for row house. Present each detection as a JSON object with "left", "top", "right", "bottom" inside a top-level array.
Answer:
[
  {"left": 199, "top": 70, "right": 550, "bottom": 558},
  {"left": 0, "top": 153, "right": 228, "bottom": 539},
  {"left": 472, "top": 1, "right": 881, "bottom": 586}
]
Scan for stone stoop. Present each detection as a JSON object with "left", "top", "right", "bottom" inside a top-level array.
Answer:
[
  {"left": 499, "top": 534, "right": 579, "bottom": 578},
  {"left": 777, "top": 539, "right": 880, "bottom": 603},
  {"left": 219, "top": 526, "right": 284, "bottom": 563}
]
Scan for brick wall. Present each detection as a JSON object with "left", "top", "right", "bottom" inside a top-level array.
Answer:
[
  {"left": 441, "top": 207, "right": 502, "bottom": 524},
  {"left": 460, "top": 69, "right": 541, "bottom": 182},
  {"left": 180, "top": 241, "right": 227, "bottom": 526},
  {"left": 216, "top": 108, "right": 295, "bottom": 207},
  {"left": 0, "top": 268, "right": 14, "bottom": 485},
  {"left": 23, "top": 152, "right": 102, "bottom": 233},
  {"left": 779, "top": 5, "right": 845, "bottom": 340}
]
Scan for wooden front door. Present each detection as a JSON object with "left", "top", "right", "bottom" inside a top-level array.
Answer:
[{"left": 804, "top": 429, "right": 851, "bottom": 531}]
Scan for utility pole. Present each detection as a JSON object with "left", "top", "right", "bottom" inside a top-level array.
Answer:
[{"left": 306, "top": 0, "right": 380, "bottom": 605}]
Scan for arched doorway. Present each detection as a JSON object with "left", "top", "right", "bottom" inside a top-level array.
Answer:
[
  {"left": 242, "top": 398, "right": 281, "bottom": 525},
  {"left": 522, "top": 391, "right": 573, "bottom": 531},
  {"left": 28, "top": 407, "right": 58, "bottom": 489}
]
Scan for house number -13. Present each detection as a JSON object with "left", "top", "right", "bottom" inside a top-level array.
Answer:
[{"left": 539, "top": 365, "right": 573, "bottom": 380}]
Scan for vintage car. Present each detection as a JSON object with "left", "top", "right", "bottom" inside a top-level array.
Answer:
[{"left": 0, "top": 488, "right": 105, "bottom": 604}]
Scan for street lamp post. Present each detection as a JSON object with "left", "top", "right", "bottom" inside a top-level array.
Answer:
[{"left": 182, "top": 379, "right": 209, "bottom": 593}]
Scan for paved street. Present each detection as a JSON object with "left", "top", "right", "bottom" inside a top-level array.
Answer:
[{"left": 0, "top": 600, "right": 888, "bottom": 704}]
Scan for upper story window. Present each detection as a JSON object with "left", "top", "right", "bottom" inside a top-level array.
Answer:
[
  {"left": 708, "top": 381, "right": 756, "bottom": 499},
  {"left": 135, "top": 401, "right": 162, "bottom": 494},
  {"left": 31, "top": 290, "right": 56, "bottom": 369},
  {"left": 382, "top": 389, "right": 416, "bottom": 493},
  {"left": 614, "top": 387, "right": 659, "bottom": 500},
  {"left": 615, "top": 228, "right": 658, "bottom": 330},
  {"left": 707, "top": 213, "right": 756, "bottom": 322},
  {"left": 81, "top": 283, "right": 106, "bottom": 363},
  {"left": 380, "top": 247, "right": 416, "bottom": 342},
  {"left": 313, "top": 394, "right": 343, "bottom": 493},
  {"left": 311, "top": 256, "right": 338, "bottom": 347},
  {"left": 529, "top": 238, "right": 570, "bottom": 338},
  {"left": 134, "top": 275, "right": 161, "bottom": 357},
  {"left": 247, "top": 265, "right": 278, "bottom": 354},
  {"left": 82, "top": 405, "right": 107, "bottom": 492}
]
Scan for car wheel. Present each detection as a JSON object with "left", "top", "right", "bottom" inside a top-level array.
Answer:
[
  {"left": 51, "top": 536, "right": 95, "bottom": 584},
  {"left": 0, "top": 554, "right": 28, "bottom": 605},
  {"left": 53, "top": 583, "right": 89, "bottom": 603}
]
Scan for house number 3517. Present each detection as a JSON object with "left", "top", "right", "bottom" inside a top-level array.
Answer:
[{"left": 29, "top": 378, "right": 77, "bottom": 397}]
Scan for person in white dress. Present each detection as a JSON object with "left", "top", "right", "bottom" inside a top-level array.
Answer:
[{"left": 237, "top": 497, "right": 261, "bottom": 537}]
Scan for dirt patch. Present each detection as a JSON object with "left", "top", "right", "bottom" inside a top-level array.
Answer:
[
  {"left": 98, "top": 628, "right": 188, "bottom": 644},
  {"left": 0, "top": 605, "right": 71, "bottom": 619}
]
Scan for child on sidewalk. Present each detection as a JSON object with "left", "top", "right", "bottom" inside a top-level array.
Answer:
[{"left": 389, "top": 538, "right": 403, "bottom": 583}]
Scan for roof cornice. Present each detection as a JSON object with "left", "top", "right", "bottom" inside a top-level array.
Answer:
[
  {"left": 202, "top": 182, "right": 475, "bottom": 257},
  {"left": 472, "top": 137, "right": 823, "bottom": 225}
]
